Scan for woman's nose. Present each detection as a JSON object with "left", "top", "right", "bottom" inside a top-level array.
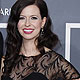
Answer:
[{"left": 25, "top": 18, "right": 30, "bottom": 27}]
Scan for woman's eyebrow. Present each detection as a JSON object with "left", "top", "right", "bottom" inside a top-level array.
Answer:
[
  {"left": 20, "top": 14, "right": 39, "bottom": 17},
  {"left": 30, "top": 15, "right": 39, "bottom": 17}
]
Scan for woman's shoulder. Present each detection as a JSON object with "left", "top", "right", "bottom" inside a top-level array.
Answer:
[
  {"left": 44, "top": 47, "right": 63, "bottom": 58},
  {"left": 42, "top": 47, "right": 64, "bottom": 63}
]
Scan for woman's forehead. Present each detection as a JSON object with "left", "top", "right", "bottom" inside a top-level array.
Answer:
[{"left": 20, "top": 5, "right": 40, "bottom": 16}]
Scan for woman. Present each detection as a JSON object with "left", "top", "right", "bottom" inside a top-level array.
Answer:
[{"left": 2, "top": 0, "right": 80, "bottom": 80}]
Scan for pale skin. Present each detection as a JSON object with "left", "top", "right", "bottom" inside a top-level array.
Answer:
[
  {"left": 17, "top": 5, "right": 80, "bottom": 80},
  {"left": 17, "top": 5, "right": 47, "bottom": 56}
]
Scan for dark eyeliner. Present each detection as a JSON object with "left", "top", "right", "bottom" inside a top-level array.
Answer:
[
  {"left": 19, "top": 16, "right": 25, "bottom": 20},
  {"left": 31, "top": 16, "right": 38, "bottom": 19}
]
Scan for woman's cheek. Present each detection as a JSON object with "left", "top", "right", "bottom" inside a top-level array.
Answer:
[{"left": 17, "top": 21, "right": 21, "bottom": 28}]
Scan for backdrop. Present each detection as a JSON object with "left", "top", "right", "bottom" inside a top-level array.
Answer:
[{"left": 0, "top": 0, "right": 80, "bottom": 72}]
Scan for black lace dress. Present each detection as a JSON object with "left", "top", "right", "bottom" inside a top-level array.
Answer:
[{"left": 2, "top": 50, "right": 80, "bottom": 80}]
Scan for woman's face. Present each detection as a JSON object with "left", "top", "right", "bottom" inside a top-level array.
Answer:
[{"left": 17, "top": 5, "right": 46, "bottom": 41}]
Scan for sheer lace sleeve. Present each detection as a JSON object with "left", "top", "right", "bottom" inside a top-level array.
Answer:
[{"left": 59, "top": 55, "right": 80, "bottom": 80}]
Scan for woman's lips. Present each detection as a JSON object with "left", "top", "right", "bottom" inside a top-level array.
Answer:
[{"left": 23, "top": 28, "right": 34, "bottom": 34}]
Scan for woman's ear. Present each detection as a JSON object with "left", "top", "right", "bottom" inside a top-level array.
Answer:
[{"left": 41, "top": 17, "right": 47, "bottom": 28}]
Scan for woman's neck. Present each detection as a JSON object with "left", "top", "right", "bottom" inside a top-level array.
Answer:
[{"left": 20, "top": 39, "right": 40, "bottom": 57}]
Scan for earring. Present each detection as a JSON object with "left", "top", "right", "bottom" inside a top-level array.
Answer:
[{"left": 40, "top": 28, "right": 44, "bottom": 36}]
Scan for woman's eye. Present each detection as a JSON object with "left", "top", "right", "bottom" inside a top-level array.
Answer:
[
  {"left": 19, "top": 17, "right": 25, "bottom": 20},
  {"left": 31, "top": 17, "right": 38, "bottom": 20}
]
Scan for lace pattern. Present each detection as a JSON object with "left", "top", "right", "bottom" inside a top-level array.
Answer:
[{"left": 9, "top": 50, "right": 80, "bottom": 80}]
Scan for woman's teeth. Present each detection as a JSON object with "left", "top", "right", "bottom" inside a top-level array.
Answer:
[
  {"left": 24, "top": 29, "right": 33, "bottom": 32},
  {"left": 23, "top": 29, "right": 34, "bottom": 34}
]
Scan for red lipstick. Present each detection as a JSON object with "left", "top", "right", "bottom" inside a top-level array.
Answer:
[{"left": 23, "top": 28, "right": 34, "bottom": 34}]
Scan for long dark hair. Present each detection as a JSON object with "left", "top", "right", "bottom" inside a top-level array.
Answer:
[{"left": 3, "top": 0, "right": 59, "bottom": 76}]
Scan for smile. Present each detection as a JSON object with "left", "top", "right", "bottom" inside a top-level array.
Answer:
[{"left": 23, "top": 28, "right": 34, "bottom": 34}]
